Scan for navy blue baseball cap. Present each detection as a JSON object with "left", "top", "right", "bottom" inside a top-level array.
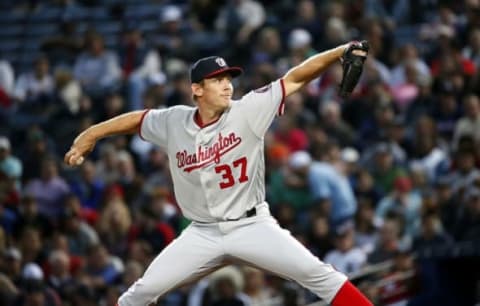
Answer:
[{"left": 189, "top": 56, "right": 243, "bottom": 84}]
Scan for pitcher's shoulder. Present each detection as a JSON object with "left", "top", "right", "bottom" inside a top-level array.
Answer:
[{"left": 162, "top": 105, "right": 196, "bottom": 118}]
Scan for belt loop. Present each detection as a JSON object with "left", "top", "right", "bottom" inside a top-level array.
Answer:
[{"left": 246, "top": 207, "right": 256, "bottom": 217}]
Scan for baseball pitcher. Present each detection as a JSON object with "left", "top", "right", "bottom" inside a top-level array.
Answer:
[{"left": 65, "top": 41, "right": 371, "bottom": 306}]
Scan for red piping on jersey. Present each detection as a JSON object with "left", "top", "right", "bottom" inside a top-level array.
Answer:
[
  {"left": 278, "top": 79, "right": 286, "bottom": 116},
  {"left": 138, "top": 109, "right": 151, "bottom": 140},
  {"left": 194, "top": 110, "right": 221, "bottom": 129},
  {"left": 331, "top": 281, "right": 373, "bottom": 306},
  {"left": 202, "top": 67, "right": 243, "bottom": 80}
]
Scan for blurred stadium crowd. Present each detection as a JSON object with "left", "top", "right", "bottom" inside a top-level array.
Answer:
[{"left": 0, "top": 0, "right": 480, "bottom": 305}]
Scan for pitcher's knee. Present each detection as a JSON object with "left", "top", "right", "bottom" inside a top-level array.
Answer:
[
  {"left": 294, "top": 258, "right": 340, "bottom": 280},
  {"left": 118, "top": 278, "right": 163, "bottom": 306},
  {"left": 295, "top": 262, "right": 348, "bottom": 302},
  {"left": 294, "top": 261, "right": 322, "bottom": 280}
]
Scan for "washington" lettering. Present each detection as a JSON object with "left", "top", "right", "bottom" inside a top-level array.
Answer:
[{"left": 176, "top": 132, "right": 242, "bottom": 172}]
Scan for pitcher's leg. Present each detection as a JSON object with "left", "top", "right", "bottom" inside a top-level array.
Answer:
[
  {"left": 118, "top": 224, "right": 224, "bottom": 306},
  {"left": 225, "top": 217, "right": 369, "bottom": 305}
]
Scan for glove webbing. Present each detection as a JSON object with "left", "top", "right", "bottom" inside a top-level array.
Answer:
[{"left": 339, "top": 56, "right": 364, "bottom": 98}]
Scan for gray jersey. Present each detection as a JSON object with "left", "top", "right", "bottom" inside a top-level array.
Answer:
[{"left": 140, "top": 79, "right": 285, "bottom": 222}]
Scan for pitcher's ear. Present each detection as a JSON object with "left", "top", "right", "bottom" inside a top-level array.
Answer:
[{"left": 191, "top": 83, "right": 204, "bottom": 98}]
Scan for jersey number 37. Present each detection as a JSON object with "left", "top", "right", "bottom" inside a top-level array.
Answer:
[{"left": 214, "top": 157, "right": 249, "bottom": 189}]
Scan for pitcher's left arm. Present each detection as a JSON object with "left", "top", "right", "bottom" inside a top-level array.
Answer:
[{"left": 282, "top": 41, "right": 369, "bottom": 97}]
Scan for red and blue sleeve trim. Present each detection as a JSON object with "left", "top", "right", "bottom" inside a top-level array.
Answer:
[
  {"left": 138, "top": 109, "right": 151, "bottom": 140},
  {"left": 277, "top": 79, "right": 286, "bottom": 116}
]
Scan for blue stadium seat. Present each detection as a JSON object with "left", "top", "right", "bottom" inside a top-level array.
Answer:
[
  {"left": 28, "top": 7, "right": 63, "bottom": 22},
  {"left": 95, "top": 21, "right": 122, "bottom": 35},
  {"left": 0, "top": 25, "right": 24, "bottom": 37},
  {"left": 25, "top": 23, "right": 57, "bottom": 37},
  {"left": 0, "top": 41, "right": 21, "bottom": 53},
  {"left": 75, "top": 22, "right": 89, "bottom": 35},
  {"left": 125, "top": 4, "right": 161, "bottom": 19},
  {"left": 17, "top": 52, "right": 39, "bottom": 72},
  {"left": 124, "top": 0, "right": 151, "bottom": 3},
  {"left": 0, "top": 11, "right": 27, "bottom": 24},
  {"left": 103, "top": 34, "right": 119, "bottom": 48},
  {"left": 63, "top": 5, "right": 90, "bottom": 21},
  {"left": 21, "top": 39, "right": 41, "bottom": 53},
  {"left": 139, "top": 20, "right": 158, "bottom": 33},
  {"left": 2, "top": 51, "right": 20, "bottom": 64},
  {"left": 89, "top": 7, "right": 111, "bottom": 20}
]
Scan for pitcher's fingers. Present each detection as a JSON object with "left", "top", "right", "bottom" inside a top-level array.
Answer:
[
  {"left": 65, "top": 149, "right": 80, "bottom": 166},
  {"left": 64, "top": 150, "right": 73, "bottom": 164},
  {"left": 352, "top": 49, "right": 367, "bottom": 57},
  {"left": 68, "top": 152, "right": 81, "bottom": 166},
  {"left": 64, "top": 147, "right": 77, "bottom": 164}
]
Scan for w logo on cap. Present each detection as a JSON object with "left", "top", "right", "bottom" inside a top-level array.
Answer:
[
  {"left": 215, "top": 57, "right": 227, "bottom": 67},
  {"left": 190, "top": 56, "right": 243, "bottom": 83}
]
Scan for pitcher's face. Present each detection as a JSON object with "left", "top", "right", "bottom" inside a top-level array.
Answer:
[{"left": 193, "top": 73, "right": 234, "bottom": 111}]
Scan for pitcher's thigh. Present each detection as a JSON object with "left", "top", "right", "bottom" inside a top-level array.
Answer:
[
  {"left": 226, "top": 218, "right": 347, "bottom": 303},
  {"left": 118, "top": 225, "right": 224, "bottom": 306}
]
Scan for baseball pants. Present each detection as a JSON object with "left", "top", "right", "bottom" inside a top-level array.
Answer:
[{"left": 118, "top": 204, "right": 347, "bottom": 306}]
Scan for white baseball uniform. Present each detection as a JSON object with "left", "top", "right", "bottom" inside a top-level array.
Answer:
[{"left": 118, "top": 79, "right": 348, "bottom": 306}]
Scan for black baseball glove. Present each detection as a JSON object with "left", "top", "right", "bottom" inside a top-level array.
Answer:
[{"left": 338, "top": 40, "right": 369, "bottom": 98}]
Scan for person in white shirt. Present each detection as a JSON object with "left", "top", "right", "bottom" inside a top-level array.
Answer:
[
  {"left": 73, "top": 33, "right": 121, "bottom": 98},
  {"left": 13, "top": 56, "right": 54, "bottom": 104},
  {"left": 0, "top": 59, "right": 14, "bottom": 96},
  {"left": 453, "top": 94, "right": 480, "bottom": 148},
  {"left": 324, "top": 221, "right": 367, "bottom": 275}
]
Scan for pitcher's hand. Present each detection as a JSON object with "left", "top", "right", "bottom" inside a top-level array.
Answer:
[{"left": 64, "top": 132, "right": 96, "bottom": 166}]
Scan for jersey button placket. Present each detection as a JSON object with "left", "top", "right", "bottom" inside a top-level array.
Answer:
[{"left": 196, "top": 132, "right": 216, "bottom": 218}]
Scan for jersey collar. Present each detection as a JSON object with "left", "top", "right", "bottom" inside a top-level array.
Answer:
[{"left": 193, "top": 110, "right": 221, "bottom": 129}]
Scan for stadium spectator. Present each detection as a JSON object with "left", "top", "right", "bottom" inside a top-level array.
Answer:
[
  {"left": 84, "top": 244, "right": 123, "bottom": 290},
  {"left": 368, "top": 217, "right": 403, "bottom": 264},
  {"left": 0, "top": 59, "right": 14, "bottom": 109},
  {"left": 0, "top": 136, "right": 22, "bottom": 193},
  {"left": 61, "top": 203, "right": 99, "bottom": 256},
  {"left": 288, "top": 150, "right": 357, "bottom": 226},
  {"left": 241, "top": 267, "right": 275, "bottom": 306},
  {"left": 69, "top": 160, "right": 105, "bottom": 211},
  {"left": 354, "top": 197, "right": 379, "bottom": 254},
  {"left": 73, "top": 33, "right": 121, "bottom": 98},
  {"left": 375, "top": 176, "right": 422, "bottom": 236},
  {"left": 118, "top": 26, "right": 161, "bottom": 111},
  {"left": 413, "top": 210, "right": 453, "bottom": 255},
  {"left": 128, "top": 205, "right": 175, "bottom": 254},
  {"left": 24, "top": 158, "right": 70, "bottom": 220},
  {"left": 454, "top": 94, "right": 480, "bottom": 147},
  {"left": 215, "top": 0, "right": 265, "bottom": 46},
  {"left": 12, "top": 195, "right": 52, "bottom": 239},
  {"left": 13, "top": 56, "right": 54, "bottom": 105},
  {"left": 324, "top": 221, "right": 367, "bottom": 274},
  {"left": 154, "top": 5, "right": 190, "bottom": 59},
  {"left": 319, "top": 103, "right": 355, "bottom": 147},
  {"left": 307, "top": 214, "right": 334, "bottom": 258},
  {"left": 45, "top": 249, "right": 76, "bottom": 300}
]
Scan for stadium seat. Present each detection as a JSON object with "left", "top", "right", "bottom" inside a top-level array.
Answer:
[
  {"left": 0, "top": 11, "right": 26, "bottom": 25},
  {"left": 95, "top": 21, "right": 122, "bottom": 35},
  {"left": 125, "top": 4, "right": 161, "bottom": 19},
  {"left": 25, "top": 23, "right": 57, "bottom": 36},
  {"left": 89, "top": 7, "right": 111, "bottom": 20},
  {"left": 0, "top": 25, "right": 24, "bottom": 38},
  {"left": 0, "top": 40, "right": 21, "bottom": 53},
  {"left": 28, "top": 7, "right": 63, "bottom": 22},
  {"left": 139, "top": 20, "right": 158, "bottom": 33}
]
